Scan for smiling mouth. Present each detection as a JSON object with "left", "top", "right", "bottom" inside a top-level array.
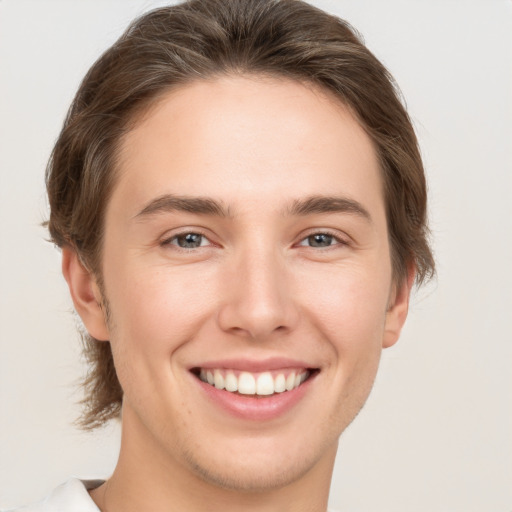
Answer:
[{"left": 192, "top": 368, "right": 317, "bottom": 397}]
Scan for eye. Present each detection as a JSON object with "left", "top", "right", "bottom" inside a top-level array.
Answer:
[
  {"left": 298, "top": 232, "right": 344, "bottom": 248},
  {"left": 165, "top": 232, "right": 210, "bottom": 249}
]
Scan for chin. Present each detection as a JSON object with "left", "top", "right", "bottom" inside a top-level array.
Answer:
[
  {"left": 174, "top": 423, "right": 341, "bottom": 493},
  {"left": 181, "top": 444, "right": 329, "bottom": 492}
]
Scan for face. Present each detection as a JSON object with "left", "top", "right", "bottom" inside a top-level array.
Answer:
[{"left": 69, "top": 75, "right": 411, "bottom": 492}]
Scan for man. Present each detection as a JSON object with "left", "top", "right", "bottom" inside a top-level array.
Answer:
[{"left": 9, "top": 0, "right": 434, "bottom": 510}]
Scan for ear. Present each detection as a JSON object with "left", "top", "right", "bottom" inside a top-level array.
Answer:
[
  {"left": 61, "top": 247, "right": 110, "bottom": 341},
  {"left": 382, "top": 266, "right": 415, "bottom": 349}
]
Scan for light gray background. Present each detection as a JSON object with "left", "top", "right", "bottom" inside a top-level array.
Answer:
[{"left": 1, "top": 0, "right": 511, "bottom": 510}]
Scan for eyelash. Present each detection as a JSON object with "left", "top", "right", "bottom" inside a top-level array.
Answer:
[
  {"left": 160, "top": 230, "right": 212, "bottom": 250},
  {"left": 160, "top": 229, "right": 349, "bottom": 251},
  {"left": 297, "top": 230, "right": 349, "bottom": 249}
]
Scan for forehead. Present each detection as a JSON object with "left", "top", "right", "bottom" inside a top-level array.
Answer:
[{"left": 111, "top": 75, "right": 384, "bottom": 221}]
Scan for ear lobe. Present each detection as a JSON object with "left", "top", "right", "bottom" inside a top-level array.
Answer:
[
  {"left": 382, "top": 267, "right": 415, "bottom": 349},
  {"left": 61, "top": 247, "right": 110, "bottom": 341}
]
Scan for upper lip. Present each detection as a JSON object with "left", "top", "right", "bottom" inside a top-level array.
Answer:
[{"left": 190, "top": 357, "right": 316, "bottom": 373}]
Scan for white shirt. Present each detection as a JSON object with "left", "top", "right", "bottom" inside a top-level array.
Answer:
[
  {"left": 4, "top": 479, "right": 340, "bottom": 511},
  {"left": 3, "top": 479, "right": 102, "bottom": 512}
]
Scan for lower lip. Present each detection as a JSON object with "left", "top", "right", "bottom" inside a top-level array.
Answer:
[{"left": 194, "top": 374, "right": 316, "bottom": 421}]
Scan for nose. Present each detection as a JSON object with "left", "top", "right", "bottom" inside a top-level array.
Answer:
[{"left": 217, "top": 246, "right": 300, "bottom": 340}]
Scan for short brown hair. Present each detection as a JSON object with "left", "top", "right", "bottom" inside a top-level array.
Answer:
[{"left": 46, "top": 0, "right": 435, "bottom": 429}]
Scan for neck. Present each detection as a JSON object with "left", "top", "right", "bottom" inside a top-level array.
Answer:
[{"left": 90, "top": 405, "right": 337, "bottom": 512}]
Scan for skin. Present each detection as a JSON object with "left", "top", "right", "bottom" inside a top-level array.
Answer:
[{"left": 63, "top": 75, "right": 413, "bottom": 512}]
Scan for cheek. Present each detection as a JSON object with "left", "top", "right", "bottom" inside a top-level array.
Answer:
[
  {"left": 298, "top": 264, "right": 390, "bottom": 351},
  {"left": 105, "top": 264, "right": 217, "bottom": 362},
  {"left": 307, "top": 270, "right": 388, "bottom": 427},
  {"left": 103, "top": 265, "right": 218, "bottom": 411}
]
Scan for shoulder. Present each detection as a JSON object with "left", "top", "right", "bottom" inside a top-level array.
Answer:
[{"left": 3, "top": 478, "right": 103, "bottom": 512}]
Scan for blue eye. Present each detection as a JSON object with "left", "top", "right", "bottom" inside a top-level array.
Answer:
[
  {"left": 170, "top": 233, "right": 207, "bottom": 248},
  {"left": 299, "top": 233, "right": 341, "bottom": 248}
]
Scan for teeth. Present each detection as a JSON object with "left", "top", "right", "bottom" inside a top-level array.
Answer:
[
  {"left": 225, "top": 371, "right": 238, "bottom": 392},
  {"left": 214, "top": 369, "right": 224, "bottom": 389},
  {"left": 285, "top": 373, "right": 296, "bottom": 391},
  {"left": 198, "top": 368, "right": 310, "bottom": 395},
  {"left": 274, "top": 373, "right": 286, "bottom": 393},
  {"left": 256, "top": 372, "right": 274, "bottom": 395},
  {"left": 238, "top": 372, "right": 256, "bottom": 394}
]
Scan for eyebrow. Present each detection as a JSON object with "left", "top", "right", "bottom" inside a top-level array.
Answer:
[
  {"left": 134, "top": 193, "right": 371, "bottom": 222},
  {"left": 134, "top": 194, "right": 230, "bottom": 219},
  {"left": 287, "top": 195, "right": 372, "bottom": 222}
]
